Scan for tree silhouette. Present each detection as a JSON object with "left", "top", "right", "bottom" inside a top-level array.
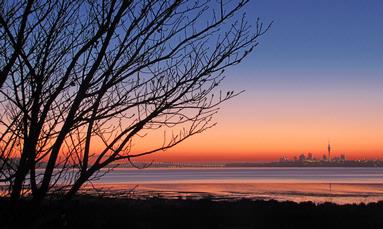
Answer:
[{"left": 0, "top": 0, "right": 270, "bottom": 202}]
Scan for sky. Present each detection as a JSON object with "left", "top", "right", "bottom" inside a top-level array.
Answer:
[{"left": 140, "top": 0, "right": 383, "bottom": 162}]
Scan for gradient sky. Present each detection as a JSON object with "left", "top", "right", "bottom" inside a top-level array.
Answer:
[{"left": 140, "top": 0, "right": 383, "bottom": 162}]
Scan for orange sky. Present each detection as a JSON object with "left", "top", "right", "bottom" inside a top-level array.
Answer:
[{"left": 122, "top": 83, "right": 383, "bottom": 162}]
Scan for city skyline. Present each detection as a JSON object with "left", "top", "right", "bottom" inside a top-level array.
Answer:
[{"left": 134, "top": 143, "right": 383, "bottom": 163}]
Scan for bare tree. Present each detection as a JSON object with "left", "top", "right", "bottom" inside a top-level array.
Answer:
[{"left": 0, "top": 0, "right": 270, "bottom": 202}]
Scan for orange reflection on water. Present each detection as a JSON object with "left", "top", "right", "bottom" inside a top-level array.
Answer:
[{"left": 84, "top": 183, "right": 383, "bottom": 205}]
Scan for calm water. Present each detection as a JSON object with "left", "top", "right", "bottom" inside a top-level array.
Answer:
[{"left": 87, "top": 167, "right": 383, "bottom": 204}]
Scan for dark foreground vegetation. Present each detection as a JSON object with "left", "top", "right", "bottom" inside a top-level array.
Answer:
[{"left": 1, "top": 197, "right": 383, "bottom": 229}]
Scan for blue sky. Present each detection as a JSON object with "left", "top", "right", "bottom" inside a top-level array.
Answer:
[{"left": 227, "top": 0, "right": 383, "bottom": 90}]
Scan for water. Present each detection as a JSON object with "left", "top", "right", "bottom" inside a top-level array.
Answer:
[
  {"left": 94, "top": 167, "right": 383, "bottom": 184},
  {"left": 87, "top": 167, "right": 383, "bottom": 204}
]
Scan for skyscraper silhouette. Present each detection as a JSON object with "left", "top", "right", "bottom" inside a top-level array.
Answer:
[{"left": 328, "top": 141, "right": 331, "bottom": 161}]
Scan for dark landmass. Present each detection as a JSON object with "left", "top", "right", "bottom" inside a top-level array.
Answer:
[
  {"left": 1, "top": 197, "right": 383, "bottom": 229},
  {"left": 4, "top": 159, "right": 383, "bottom": 169},
  {"left": 115, "top": 160, "right": 383, "bottom": 168},
  {"left": 225, "top": 160, "right": 383, "bottom": 167}
]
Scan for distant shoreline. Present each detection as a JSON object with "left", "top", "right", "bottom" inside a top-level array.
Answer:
[
  {"left": 109, "top": 160, "right": 383, "bottom": 168},
  {"left": 225, "top": 161, "right": 383, "bottom": 167},
  {"left": 6, "top": 161, "right": 383, "bottom": 169}
]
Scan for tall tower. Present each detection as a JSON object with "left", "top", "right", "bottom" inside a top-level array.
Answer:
[{"left": 327, "top": 141, "right": 331, "bottom": 162}]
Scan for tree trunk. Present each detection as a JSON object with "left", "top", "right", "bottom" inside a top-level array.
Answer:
[{"left": 10, "top": 166, "right": 28, "bottom": 201}]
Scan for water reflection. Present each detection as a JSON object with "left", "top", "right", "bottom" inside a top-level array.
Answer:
[
  {"left": 81, "top": 168, "right": 383, "bottom": 204},
  {"left": 82, "top": 183, "right": 383, "bottom": 205}
]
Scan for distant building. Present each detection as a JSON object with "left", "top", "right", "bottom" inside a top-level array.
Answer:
[
  {"left": 328, "top": 141, "right": 331, "bottom": 161},
  {"left": 307, "top": 153, "right": 313, "bottom": 160},
  {"left": 322, "top": 154, "right": 327, "bottom": 161},
  {"left": 299, "top": 154, "right": 306, "bottom": 161}
]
